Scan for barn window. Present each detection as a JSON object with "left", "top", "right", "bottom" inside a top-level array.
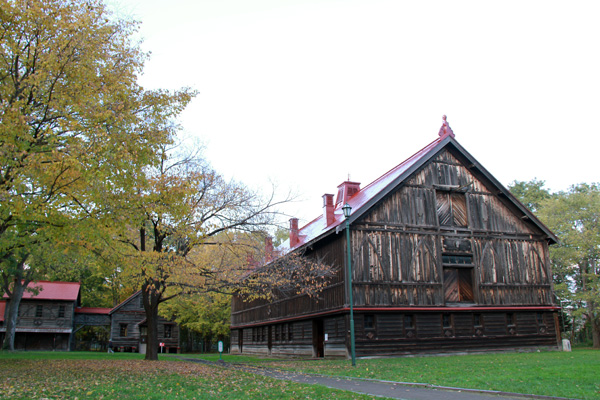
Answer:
[
  {"left": 436, "top": 190, "right": 468, "bottom": 227},
  {"left": 364, "top": 315, "right": 375, "bottom": 330},
  {"left": 443, "top": 254, "right": 474, "bottom": 303},
  {"left": 288, "top": 324, "right": 293, "bottom": 341},
  {"left": 507, "top": 313, "right": 516, "bottom": 326},
  {"left": 404, "top": 314, "right": 414, "bottom": 329},
  {"left": 442, "top": 314, "right": 452, "bottom": 328},
  {"left": 536, "top": 313, "right": 545, "bottom": 326},
  {"left": 164, "top": 324, "right": 172, "bottom": 338},
  {"left": 473, "top": 313, "right": 482, "bottom": 327},
  {"left": 36, "top": 305, "right": 43, "bottom": 318},
  {"left": 58, "top": 305, "right": 65, "bottom": 318},
  {"left": 120, "top": 323, "right": 128, "bottom": 337}
]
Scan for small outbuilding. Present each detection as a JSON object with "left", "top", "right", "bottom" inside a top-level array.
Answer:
[{"left": 0, "top": 281, "right": 81, "bottom": 350}]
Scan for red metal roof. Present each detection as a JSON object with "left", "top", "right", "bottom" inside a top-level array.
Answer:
[
  {"left": 280, "top": 117, "right": 557, "bottom": 251},
  {"left": 75, "top": 307, "right": 112, "bottom": 315},
  {"left": 2, "top": 281, "right": 81, "bottom": 302},
  {"left": 282, "top": 125, "right": 453, "bottom": 251}
]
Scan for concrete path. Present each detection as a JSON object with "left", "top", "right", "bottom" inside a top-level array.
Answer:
[{"left": 177, "top": 357, "right": 577, "bottom": 400}]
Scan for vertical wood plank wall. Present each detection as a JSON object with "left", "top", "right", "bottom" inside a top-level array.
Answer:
[{"left": 231, "top": 148, "right": 558, "bottom": 356}]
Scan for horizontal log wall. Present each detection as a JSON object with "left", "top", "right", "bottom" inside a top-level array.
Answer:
[
  {"left": 232, "top": 310, "right": 557, "bottom": 357},
  {"left": 12, "top": 300, "right": 75, "bottom": 331},
  {"left": 110, "top": 293, "right": 179, "bottom": 351},
  {"left": 352, "top": 310, "right": 557, "bottom": 356}
]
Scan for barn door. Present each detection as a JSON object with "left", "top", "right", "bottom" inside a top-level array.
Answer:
[
  {"left": 238, "top": 329, "right": 243, "bottom": 353},
  {"left": 444, "top": 268, "right": 460, "bottom": 302},
  {"left": 444, "top": 267, "right": 474, "bottom": 303},
  {"left": 267, "top": 326, "right": 272, "bottom": 355},
  {"left": 312, "top": 320, "right": 324, "bottom": 358}
]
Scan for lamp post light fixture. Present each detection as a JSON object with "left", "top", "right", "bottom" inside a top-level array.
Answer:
[{"left": 342, "top": 202, "right": 356, "bottom": 366}]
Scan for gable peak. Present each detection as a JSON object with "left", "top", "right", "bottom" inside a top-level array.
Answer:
[{"left": 438, "top": 115, "right": 455, "bottom": 138}]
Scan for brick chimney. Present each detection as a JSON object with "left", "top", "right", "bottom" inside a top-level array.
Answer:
[
  {"left": 289, "top": 218, "right": 299, "bottom": 247},
  {"left": 265, "top": 236, "right": 274, "bottom": 262},
  {"left": 335, "top": 181, "right": 361, "bottom": 206},
  {"left": 323, "top": 194, "right": 335, "bottom": 226}
]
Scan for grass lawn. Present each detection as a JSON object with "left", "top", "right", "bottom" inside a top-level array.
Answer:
[
  {"left": 1, "top": 349, "right": 597, "bottom": 399},
  {"left": 0, "top": 352, "right": 375, "bottom": 400},
  {"left": 194, "top": 349, "right": 596, "bottom": 400}
]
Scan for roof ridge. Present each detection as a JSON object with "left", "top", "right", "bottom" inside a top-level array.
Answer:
[{"left": 357, "top": 134, "right": 445, "bottom": 193}]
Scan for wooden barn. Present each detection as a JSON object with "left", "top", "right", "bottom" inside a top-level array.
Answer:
[
  {"left": 109, "top": 290, "right": 180, "bottom": 354},
  {"left": 0, "top": 281, "right": 81, "bottom": 351},
  {"left": 230, "top": 117, "right": 560, "bottom": 358}
]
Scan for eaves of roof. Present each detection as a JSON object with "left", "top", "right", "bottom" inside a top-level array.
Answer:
[{"left": 75, "top": 307, "right": 112, "bottom": 315}]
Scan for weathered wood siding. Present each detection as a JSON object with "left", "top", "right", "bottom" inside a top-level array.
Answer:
[
  {"left": 353, "top": 149, "right": 553, "bottom": 307},
  {"left": 13, "top": 300, "right": 75, "bottom": 332},
  {"left": 110, "top": 292, "right": 179, "bottom": 352},
  {"left": 231, "top": 235, "right": 346, "bottom": 326},
  {"left": 2, "top": 300, "right": 76, "bottom": 350},
  {"left": 230, "top": 147, "right": 558, "bottom": 357}
]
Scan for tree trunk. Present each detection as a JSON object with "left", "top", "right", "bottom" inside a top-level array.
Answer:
[
  {"left": 2, "top": 279, "right": 27, "bottom": 351},
  {"left": 592, "top": 317, "right": 600, "bottom": 349},
  {"left": 142, "top": 282, "right": 161, "bottom": 361}
]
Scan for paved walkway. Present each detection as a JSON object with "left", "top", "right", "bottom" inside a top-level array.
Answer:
[{"left": 178, "top": 357, "right": 577, "bottom": 400}]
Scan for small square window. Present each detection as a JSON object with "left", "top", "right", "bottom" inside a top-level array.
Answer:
[
  {"left": 36, "top": 305, "right": 43, "bottom": 318},
  {"left": 507, "top": 313, "right": 516, "bottom": 326},
  {"left": 120, "top": 323, "right": 128, "bottom": 337},
  {"left": 404, "top": 314, "right": 414, "bottom": 329},
  {"left": 442, "top": 314, "right": 452, "bottom": 328},
  {"left": 473, "top": 313, "right": 482, "bottom": 327},
  {"left": 536, "top": 313, "right": 545, "bottom": 325},
  {"left": 364, "top": 315, "right": 375, "bottom": 330}
]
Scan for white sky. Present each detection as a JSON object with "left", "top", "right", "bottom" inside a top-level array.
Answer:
[{"left": 107, "top": 0, "right": 600, "bottom": 226}]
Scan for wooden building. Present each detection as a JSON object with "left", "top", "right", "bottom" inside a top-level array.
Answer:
[
  {"left": 1, "top": 283, "right": 180, "bottom": 353},
  {"left": 230, "top": 117, "right": 560, "bottom": 358},
  {"left": 0, "top": 281, "right": 81, "bottom": 351},
  {"left": 109, "top": 291, "right": 180, "bottom": 354}
]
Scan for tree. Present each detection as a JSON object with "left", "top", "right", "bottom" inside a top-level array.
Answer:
[
  {"left": 537, "top": 184, "right": 600, "bottom": 348},
  {"left": 100, "top": 146, "right": 335, "bottom": 360},
  {"left": 161, "top": 291, "right": 231, "bottom": 351},
  {"left": 0, "top": 0, "right": 192, "bottom": 350},
  {"left": 508, "top": 178, "right": 552, "bottom": 213}
]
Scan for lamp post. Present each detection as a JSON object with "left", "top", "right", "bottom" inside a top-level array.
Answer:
[{"left": 342, "top": 202, "right": 356, "bottom": 366}]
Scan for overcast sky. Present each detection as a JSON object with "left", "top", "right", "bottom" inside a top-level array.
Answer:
[{"left": 107, "top": 0, "right": 600, "bottom": 226}]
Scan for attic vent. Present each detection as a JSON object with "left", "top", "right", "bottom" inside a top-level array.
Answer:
[{"left": 335, "top": 181, "right": 360, "bottom": 205}]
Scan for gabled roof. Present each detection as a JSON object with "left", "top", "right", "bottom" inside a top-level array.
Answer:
[
  {"left": 282, "top": 117, "right": 557, "bottom": 251},
  {"left": 109, "top": 290, "right": 141, "bottom": 315},
  {"left": 2, "top": 281, "right": 81, "bottom": 302}
]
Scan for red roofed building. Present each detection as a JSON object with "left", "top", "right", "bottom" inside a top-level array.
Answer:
[
  {"left": 1, "top": 284, "right": 179, "bottom": 353},
  {"left": 231, "top": 117, "right": 560, "bottom": 358},
  {"left": 1, "top": 281, "right": 81, "bottom": 350}
]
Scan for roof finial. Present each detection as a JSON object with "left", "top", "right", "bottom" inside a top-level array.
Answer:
[{"left": 438, "top": 115, "right": 455, "bottom": 138}]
